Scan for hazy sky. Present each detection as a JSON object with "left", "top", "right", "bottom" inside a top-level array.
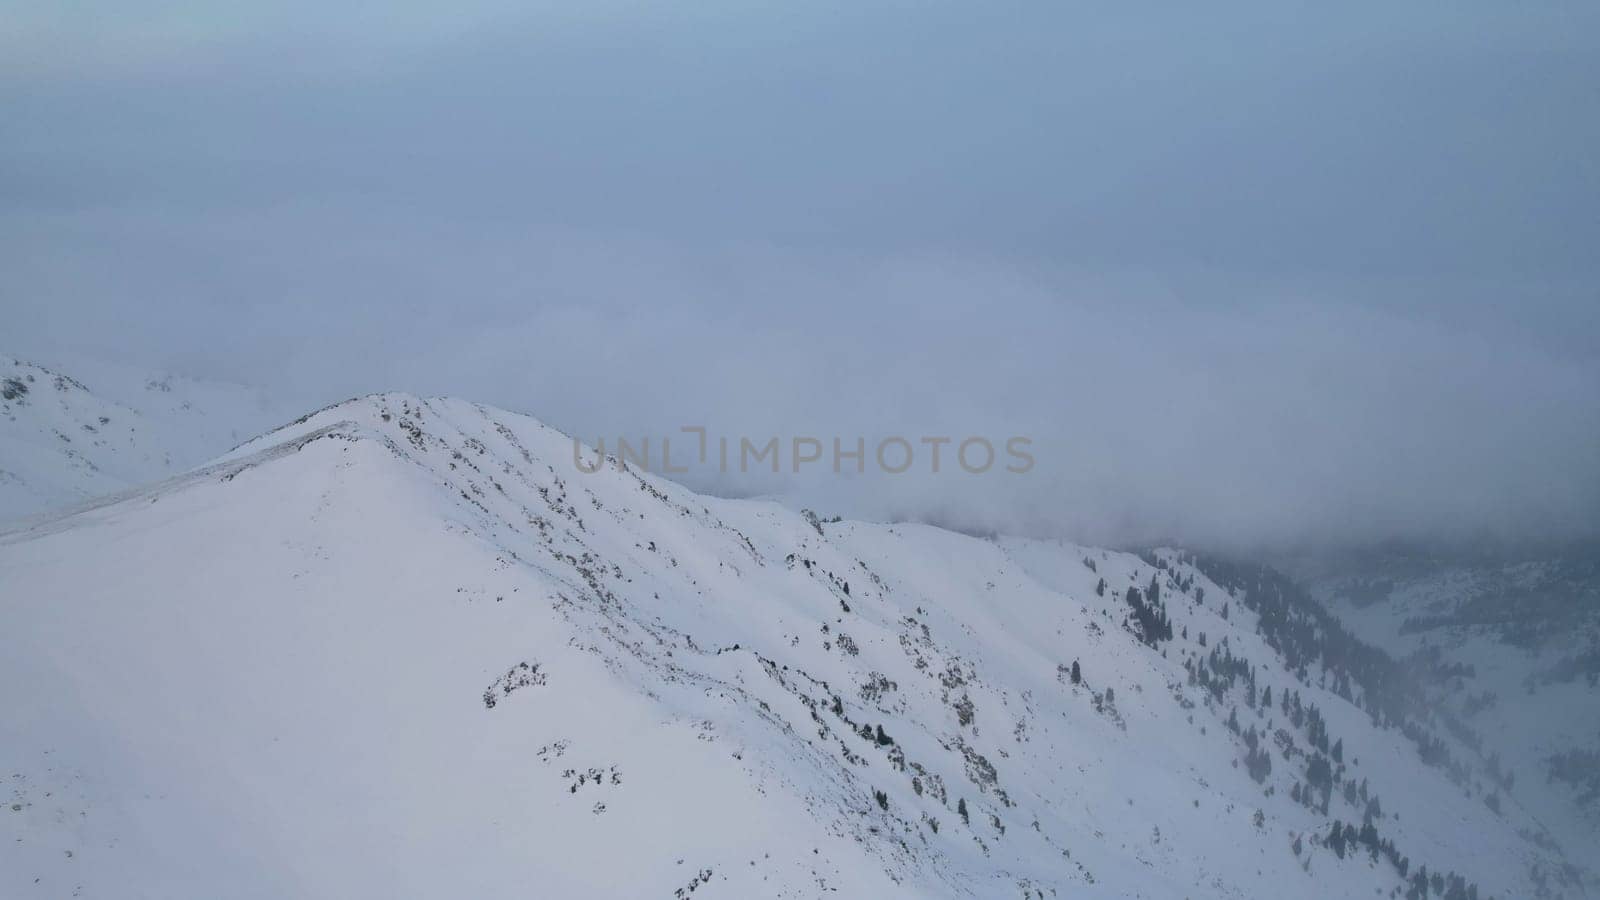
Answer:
[{"left": 4, "top": 2, "right": 1598, "bottom": 550}]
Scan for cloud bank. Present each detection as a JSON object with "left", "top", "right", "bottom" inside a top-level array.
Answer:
[{"left": 4, "top": 2, "right": 1597, "bottom": 551}]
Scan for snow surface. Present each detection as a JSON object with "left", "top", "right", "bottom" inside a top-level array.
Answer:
[
  {"left": 0, "top": 354, "right": 288, "bottom": 522},
  {"left": 0, "top": 395, "right": 1587, "bottom": 898},
  {"left": 1300, "top": 554, "right": 1600, "bottom": 868}
]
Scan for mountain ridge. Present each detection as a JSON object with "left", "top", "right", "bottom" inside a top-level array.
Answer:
[
  {"left": 1, "top": 393, "right": 1589, "bottom": 898},
  {"left": 0, "top": 353, "right": 289, "bottom": 521}
]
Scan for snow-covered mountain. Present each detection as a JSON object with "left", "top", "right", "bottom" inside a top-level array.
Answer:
[
  {"left": 1, "top": 395, "right": 1589, "bottom": 898},
  {"left": 1292, "top": 546, "right": 1600, "bottom": 868},
  {"left": 0, "top": 354, "right": 287, "bottom": 521}
]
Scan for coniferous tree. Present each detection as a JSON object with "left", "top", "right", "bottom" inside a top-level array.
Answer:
[
  {"left": 1246, "top": 743, "right": 1273, "bottom": 783},
  {"left": 1307, "top": 755, "right": 1334, "bottom": 802}
]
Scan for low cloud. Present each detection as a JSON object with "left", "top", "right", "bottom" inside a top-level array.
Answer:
[
  {"left": 4, "top": 2, "right": 1597, "bottom": 552},
  {"left": 7, "top": 210, "right": 1596, "bottom": 551}
]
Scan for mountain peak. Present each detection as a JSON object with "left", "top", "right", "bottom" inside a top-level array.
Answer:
[{"left": 2, "top": 388, "right": 1584, "bottom": 899}]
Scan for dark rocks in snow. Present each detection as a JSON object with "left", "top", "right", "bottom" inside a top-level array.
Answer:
[{"left": 482, "top": 661, "right": 547, "bottom": 709}]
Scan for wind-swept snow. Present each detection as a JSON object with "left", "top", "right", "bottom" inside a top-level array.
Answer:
[
  {"left": 0, "top": 395, "right": 1585, "bottom": 898},
  {"left": 0, "top": 354, "right": 286, "bottom": 522}
]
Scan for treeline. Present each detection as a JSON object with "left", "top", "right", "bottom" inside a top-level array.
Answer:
[
  {"left": 1324, "top": 818, "right": 1487, "bottom": 899},
  {"left": 1124, "top": 574, "right": 1174, "bottom": 647},
  {"left": 1183, "top": 554, "right": 1474, "bottom": 784}
]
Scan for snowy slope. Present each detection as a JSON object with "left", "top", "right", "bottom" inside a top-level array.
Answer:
[
  {"left": 0, "top": 354, "right": 286, "bottom": 521},
  {"left": 0, "top": 395, "right": 1588, "bottom": 899},
  {"left": 1294, "top": 548, "right": 1600, "bottom": 868}
]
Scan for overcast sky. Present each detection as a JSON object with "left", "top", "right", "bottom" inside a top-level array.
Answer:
[{"left": 4, "top": 2, "right": 1598, "bottom": 550}]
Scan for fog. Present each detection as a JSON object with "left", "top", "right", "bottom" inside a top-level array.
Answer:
[{"left": 5, "top": 2, "right": 1598, "bottom": 551}]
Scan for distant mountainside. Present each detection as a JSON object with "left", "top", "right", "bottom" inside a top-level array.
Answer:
[
  {"left": 2, "top": 394, "right": 1587, "bottom": 898},
  {"left": 1289, "top": 545, "right": 1600, "bottom": 868},
  {"left": 0, "top": 354, "right": 288, "bottom": 521}
]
